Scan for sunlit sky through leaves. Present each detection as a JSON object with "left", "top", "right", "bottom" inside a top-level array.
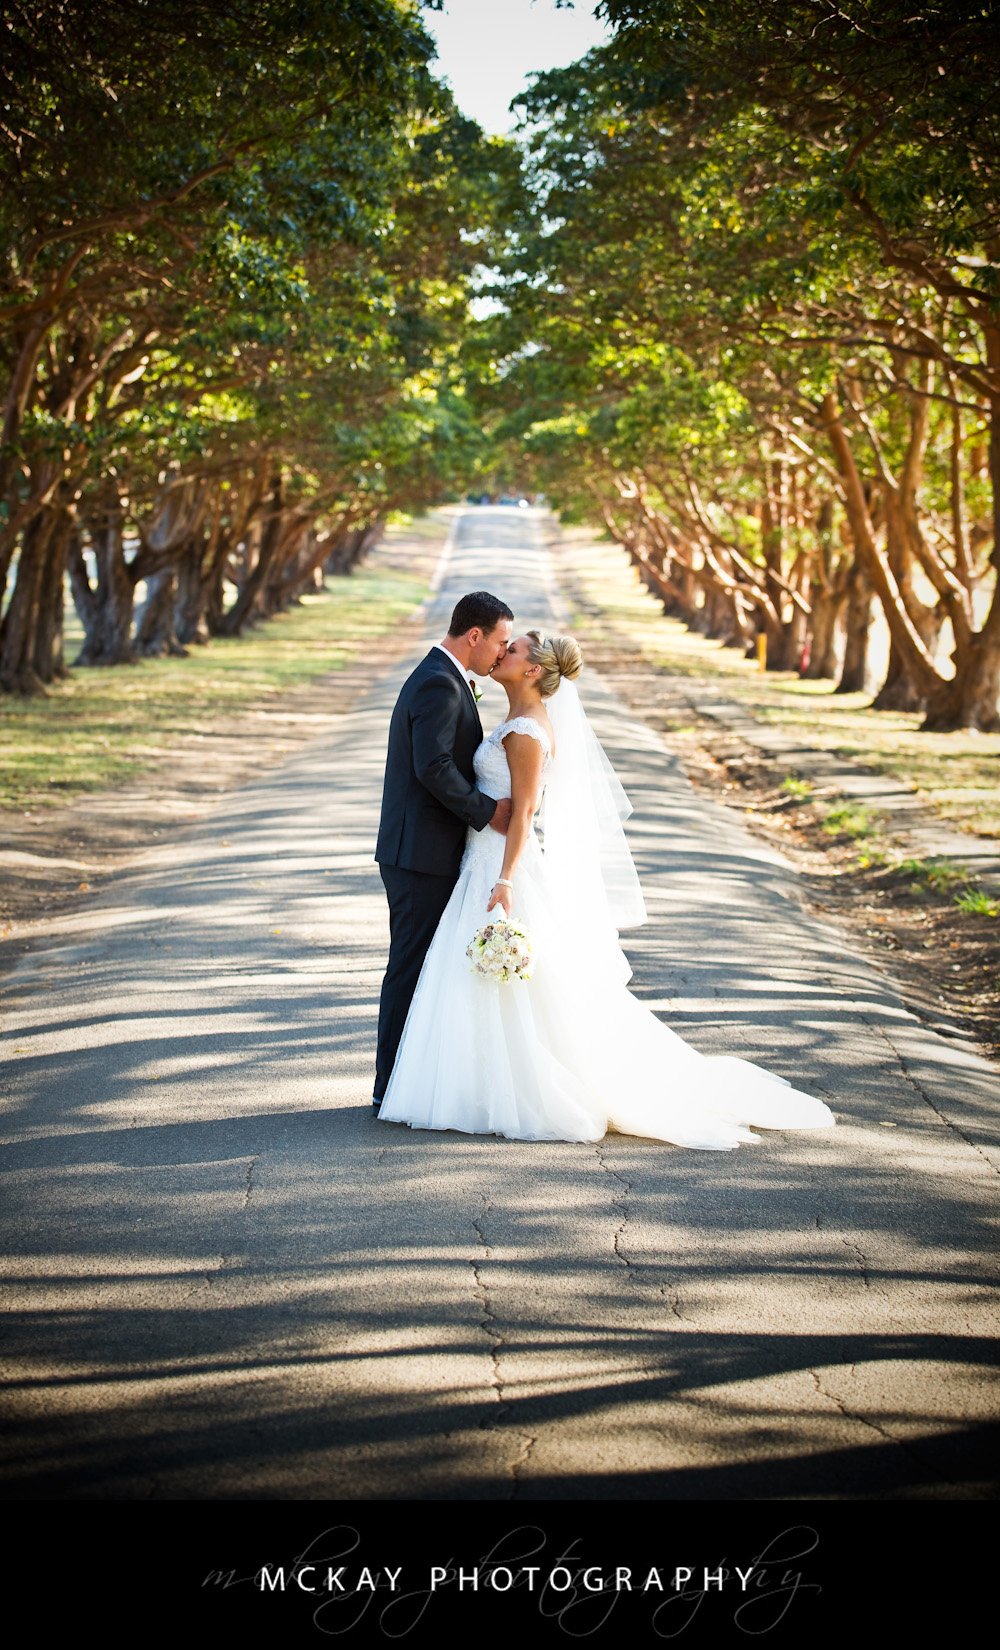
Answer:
[{"left": 423, "top": 0, "right": 612, "bottom": 133}]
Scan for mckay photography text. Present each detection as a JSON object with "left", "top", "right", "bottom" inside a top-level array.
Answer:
[{"left": 201, "top": 1522, "right": 824, "bottom": 1635}]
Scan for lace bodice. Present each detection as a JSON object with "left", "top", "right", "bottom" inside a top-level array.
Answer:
[{"left": 473, "top": 716, "right": 553, "bottom": 802}]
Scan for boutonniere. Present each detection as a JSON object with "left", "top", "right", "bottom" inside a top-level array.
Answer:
[{"left": 471, "top": 681, "right": 483, "bottom": 703}]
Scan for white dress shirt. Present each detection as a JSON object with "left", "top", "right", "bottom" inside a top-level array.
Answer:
[{"left": 433, "top": 642, "right": 477, "bottom": 700}]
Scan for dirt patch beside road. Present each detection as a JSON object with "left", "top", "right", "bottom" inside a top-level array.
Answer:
[{"left": 556, "top": 540, "right": 1000, "bottom": 1066}]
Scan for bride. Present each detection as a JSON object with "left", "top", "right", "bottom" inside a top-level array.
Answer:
[{"left": 376, "top": 630, "right": 836, "bottom": 1149}]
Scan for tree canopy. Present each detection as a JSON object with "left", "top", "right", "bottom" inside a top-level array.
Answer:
[
  {"left": 463, "top": 0, "right": 1000, "bottom": 728},
  {"left": 2, "top": 0, "right": 999, "bottom": 729},
  {"left": 0, "top": 0, "right": 505, "bottom": 682}
]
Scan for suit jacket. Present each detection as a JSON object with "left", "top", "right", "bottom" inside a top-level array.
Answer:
[{"left": 375, "top": 649, "right": 498, "bottom": 876}]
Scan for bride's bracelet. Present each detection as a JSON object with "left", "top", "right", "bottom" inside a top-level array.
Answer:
[{"left": 494, "top": 878, "right": 513, "bottom": 888}]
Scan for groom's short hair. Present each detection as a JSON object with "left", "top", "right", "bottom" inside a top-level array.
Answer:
[{"left": 447, "top": 591, "right": 514, "bottom": 637}]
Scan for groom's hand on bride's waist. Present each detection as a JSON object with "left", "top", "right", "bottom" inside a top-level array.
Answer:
[{"left": 489, "top": 798, "right": 512, "bottom": 834}]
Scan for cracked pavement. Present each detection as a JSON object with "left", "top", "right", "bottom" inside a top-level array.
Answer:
[{"left": 1, "top": 507, "right": 998, "bottom": 1500}]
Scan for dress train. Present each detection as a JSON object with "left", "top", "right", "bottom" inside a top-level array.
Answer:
[{"left": 377, "top": 716, "right": 836, "bottom": 1150}]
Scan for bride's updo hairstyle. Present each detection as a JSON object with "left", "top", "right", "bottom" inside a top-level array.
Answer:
[{"left": 525, "top": 629, "right": 583, "bottom": 698}]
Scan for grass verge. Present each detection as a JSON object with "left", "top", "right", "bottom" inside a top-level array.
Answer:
[
  {"left": 821, "top": 802, "right": 883, "bottom": 840},
  {"left": 560, "top": 530, "right": 1000, "bottom": 841},
  {"left": 1, "top": 563, "right": 429, "bottom": 813}
]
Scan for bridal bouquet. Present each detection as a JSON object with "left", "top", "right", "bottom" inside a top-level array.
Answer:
[{"left": 466, "top": 913, "right": 533, "bottom": 983}]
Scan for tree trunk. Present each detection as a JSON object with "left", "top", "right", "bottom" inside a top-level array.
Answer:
[
  {"left": 722, "top": 586, "right": 756, "bottom": 650},
  {"left": 352, "top": 519, "right": 383, "bottom": 566},
  {"left": 323, "top": 527, "right": 351, "bottom": 576},
  {"left": 644, "top": 530, "right": 666, "bottom": 573},
  {"left": 678, "top": 558, "right": 699, "bottom": 615},
  {"left": 217, "top": 470, "right": 284, "bottom": 635},
  {"left": 784, "top": 567, "right": 810, "bottom": 673},
  {"left": 323, "top": 522, "right": 374, "bottom": 577},
  {"left": 805, "top": 587, "right": 843, "bottom": 679},
  {"left": 0, "top": 508, "right": 57, "bottom": 693},
  {"left": 72, "top": 488, "right": 138, "bottom": 666},
  {"left": 700, "top": 580, "right": 738, "bottom": 641},
  {"left": 652, "top": 553, "right": 689, "bottom": 619},
  {"left": 910, "top": 352, "right": 1000, "bottom": 729},
  {"left": 822, "top": 393, "right": 943, "bottom": 702},
  {"left": 136, "top": 568, "right": 187, "bottom": 656},
  {"left": 872, "top": 636, "right": 927, "bottom": 711},
  {"left": 261, "top": 515, "right": 311, "bottom": 614},
  {"left": 631, "top": 547, "right": 692, "bottom": 621},
  {"left": 280, "top": 515, "right": 356, "bottom": 598},
  {"left": 33, "top": 509, "right": 72, "bottom": 682},
  {"left": 871, "top": 507, "right": 941, "bottom": 711},
  {"left": 0, "top": 322, "right": 49, "bottom": 557},
  {"left": 203, "top": 547, "right": 229, "bottom": 638},
  {"left": 837, "top": 558, "right": 872, "bottom": 693},
  {"left": 174, "top": 531, "right": 217, "bottom": 645},
  {"left": 921, "top": 631, "right": 1000, "bottom": 733},
  {"left": 756, "top": 599, "right": 790, "bottom": 668},
  {"left": 687, "top": 583, "right": 716, "bottom": 635},
  {"left": 805, "top": 498, "right": 843, "bottom": 679},
  {"left": 759, "top": 460, "right": 799, "bottom": 669}
]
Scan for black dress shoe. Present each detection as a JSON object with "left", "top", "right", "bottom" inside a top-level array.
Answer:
[{"left": 372, "top": 1099, "right": 382, "bottom": 1114}]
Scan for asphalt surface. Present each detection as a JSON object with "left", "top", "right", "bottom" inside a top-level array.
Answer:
[{"left": 2, "top": 506, "right": 998, "bottom": 1504}]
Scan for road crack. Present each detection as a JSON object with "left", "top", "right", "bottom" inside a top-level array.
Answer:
[
  {"left": 865, "top": 1014, "right": 999, "bottom": 1178},
  {"left": 470, "top": 1199, "right": 534, "bottom": 1497},
  {"left": 808, "top": 1369, "right": 958, "bottom": 1489},
  {"left": 841, "top": 1236, "right": 871, "bottom": 1289},
  {"left": 180, "top": 1252, "right": 232, "bottom": 1300},
  {"left": 595, "top": 1142, "right": 634, "bottom": 1272},
  {"left": 510, "top": 1431, "right": 537, "bottom": 1493},
  {"left": 660, "top": 1283, "right": 686, "bottom": 1322},
  {"left": 470, "top": 1203, "right": 502, "bottom": 1411}
]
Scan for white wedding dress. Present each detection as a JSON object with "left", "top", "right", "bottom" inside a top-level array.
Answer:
[{"left": 377, "top": 708, "right": 836, "bottom": 1149}]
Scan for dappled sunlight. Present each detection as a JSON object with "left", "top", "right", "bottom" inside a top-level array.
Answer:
[
  {"left": 2, "top": 509, "right": 997, "bottom": 1500},
  {"left": 567, "top": 536, "right": 1000, "bottom": 837}
]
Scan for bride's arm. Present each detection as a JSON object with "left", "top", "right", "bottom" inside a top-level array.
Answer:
[{"left": 486, "top": 732, "right": 544, "bottom": 916}]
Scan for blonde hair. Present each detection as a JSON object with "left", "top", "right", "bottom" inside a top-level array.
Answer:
[{"left": 525, "top": 629, "right": 583, "bottom": 699}]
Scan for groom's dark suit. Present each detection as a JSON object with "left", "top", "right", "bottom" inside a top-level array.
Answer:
[{"left": 373, "top": 647, "right": 499, "bottom": 1101}]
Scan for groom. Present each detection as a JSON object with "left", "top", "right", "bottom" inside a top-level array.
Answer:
[{"left": 372, "top": 591, "right": 514, "bottom": 1111}]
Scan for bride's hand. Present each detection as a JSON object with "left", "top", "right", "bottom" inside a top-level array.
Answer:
[{"left": 487, "top": 883, "right": 512, "bottom": 917}]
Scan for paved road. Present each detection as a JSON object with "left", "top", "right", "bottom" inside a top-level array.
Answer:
[{"left": 1, "top": 507, "right": 998, "bottom": 1501}]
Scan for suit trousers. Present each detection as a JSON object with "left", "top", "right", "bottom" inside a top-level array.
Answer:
[{"left": 374, "top": 862, "right": 457, "bottom": 1101}]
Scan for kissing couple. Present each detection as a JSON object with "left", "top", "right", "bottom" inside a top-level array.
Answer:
[{"left": 372, "top": 589, "right": 835, "bottom": 1149}]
